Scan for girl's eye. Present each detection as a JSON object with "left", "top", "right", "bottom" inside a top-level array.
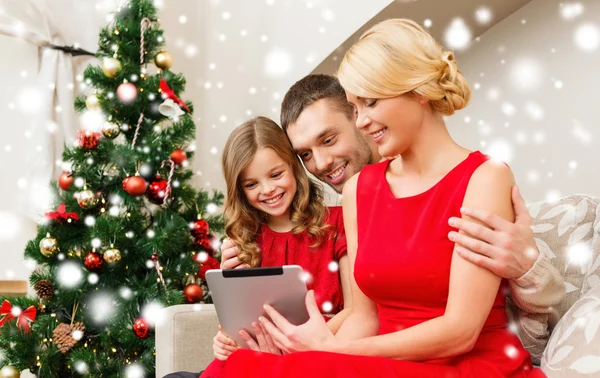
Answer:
[
  {"left": 272, "top": 172, "right": 282, "bottom": 178},
  {"left": 244, "top": 183, "right": 257, "bottom": 189}
]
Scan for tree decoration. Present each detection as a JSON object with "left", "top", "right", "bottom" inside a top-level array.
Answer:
[
  {"left": 158, "top": 98, "right": 184, "bottom": 118},
  {"left": 122, "top": 175, "right": 147, "bottom": 197},
  {"left": 146, "top": 176, "right": 169, "bottom": 204},
  {"left": 76, "top": 190, "right": 99, "bottom": 209},
  {"left": 169, "top": 148, "right": 187, "bottom": 165},
  {"left": 84, "top": 251, "right": 104, "bottom": 271},
  {"left": 58, "top": 171, "right": 74, "bottom": 190},
  {"left": 117, "top": 82, "right": 137, "bottom": 103},
  {"left": 101, "top": 57, "right": 122, "bottom": 78},
  {"left": 103, "top": 248, "right": 122, "bottom": 264},
  {"left": 196, "top": 234, "right": 218, "bottom": 255},
  {"left": 34, "top": 280, "right": 55, "bottom": 300},
  {"left": 191, "top": 218, "right": 209, "bottom": 239},
  {"left": 52, "top": 304, "right": 85, "bottom": 354},
  {"left": 39, "top": 234, "right": 58, "bottom": 257},
  {"left": 77, "top": 129, "right": 101, "bottom": 150},
  {"left": 0, "top": 300, "right": 37, "bottom": 333},
  {"left": 85, "top": 94, "right": 100, "bottom": 110},
  {"left": 101, "top": 121, "right": 121, "bottom": 139},
  {"left": 197, "top": 254, "right": 220, "bottom": 280},
  {"left": 159, "top": 78, "right": 190, "bottom": 112},
  {"left": 132, "top": 318, "right": 150, "bottom": 339},
  {"left": 0, "top": 366, "right": 20, "bottom": 378},
  {"left": 45, "top": 203, "right": 80, "bottom": 223},
  {"left": 151, "top": 251, "right": 166, "bottom": 288},
  {"left": 154, "top": 50, "right": 173, "bottom": 70},
  {"left": 183, "top": 284, "right": 203, "bottom": 303}
]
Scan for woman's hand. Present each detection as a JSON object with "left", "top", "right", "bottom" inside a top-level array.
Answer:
[
  {"left": 260, "top": 290, "right": 338, "bottom": 353},
  {"left": 239, "top": 322, "right": 282, "bottom": 355},
  {"left": 213, "top": 325, "right": 239, "bottom": 361}
]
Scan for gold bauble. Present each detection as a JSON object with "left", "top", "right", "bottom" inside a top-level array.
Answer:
[
  {"left": 154, "top": 50, "right": 173, "bottom": 70},
  {"left": 85, "top": 94, "right": 100, "bottom": 111},
  {"left": 101, "top": 121, "right": 121, "bottom": 139},
  {"left": 101, "top": 57, "right": 122, "bottom": 78},
  {"left": 103, "top": 248, "right": 122, "bottom": 264},
  {"left": 77, "top": 190, "right": 99, "bottom": 209},
  {"left": 39, "top": 235, "right": 58, "bottom": 257},
  {"left": 0, "top": 366, "right": 20, "bottom": 378}
]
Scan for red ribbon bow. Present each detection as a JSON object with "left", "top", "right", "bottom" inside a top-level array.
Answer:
[
  {"left": 0, "top": 300, "right": 37, "bottom": 333},
  {"left": 45, "top": 203, "right": 80, "bottom": 223},
  {"left": 159, "top": 78, "right": 190, "bottom": 112}
]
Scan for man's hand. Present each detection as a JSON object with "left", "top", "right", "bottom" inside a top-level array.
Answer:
[
  {"left": 448, "top": 186, "right": 539, "bottom": 279},
  {"left": 220, "top": 238, "right": 250, "bottom": 270}
]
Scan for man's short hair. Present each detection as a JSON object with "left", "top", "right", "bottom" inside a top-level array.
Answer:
[{"left": 280, "top": 74, "right": 354, "bottom": 132}]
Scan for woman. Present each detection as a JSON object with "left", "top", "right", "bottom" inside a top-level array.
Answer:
[{"left": 219, "top": 19, "right": 545, "bottom": 377}]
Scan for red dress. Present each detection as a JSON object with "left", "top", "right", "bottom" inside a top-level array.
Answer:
[
  {"left": 219, "top": 151, "right": 546, "bottom": 378},
  {"left": 201, "top": 206, "right": 347, "bottom": 378}
]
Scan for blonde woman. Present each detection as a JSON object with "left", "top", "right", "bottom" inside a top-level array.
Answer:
[
  {"left": 200, "top": 117, "right": 351, "bottom": 378},
  {"left": 220, "top": 20, "right": 545, "bottom": 378}
]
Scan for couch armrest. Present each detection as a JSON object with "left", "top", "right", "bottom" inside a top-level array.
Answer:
[{"left": 155, "top": 304, "right": 218, "bottom": 378}]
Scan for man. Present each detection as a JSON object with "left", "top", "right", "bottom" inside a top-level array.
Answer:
[{"left": 220, "top": 74, "right": 564, "bottom": 362}]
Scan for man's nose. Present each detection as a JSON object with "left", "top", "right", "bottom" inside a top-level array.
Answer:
[{"left": 313, "top": 150, "right": 333, "bottom": 173}]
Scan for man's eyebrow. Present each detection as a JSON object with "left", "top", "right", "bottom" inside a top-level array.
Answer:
[{"left": 293, "top": 127, "right": 337, "bottom": 155}]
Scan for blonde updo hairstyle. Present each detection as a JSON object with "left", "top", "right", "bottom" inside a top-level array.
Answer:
[{"left": 337, "top": 18, "right": 471, "bottom": 116}]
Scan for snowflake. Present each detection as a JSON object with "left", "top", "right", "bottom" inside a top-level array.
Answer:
[
  {"left": 444, "top": 18, "right": 471, "bottom": 50},
  {"left": 57, "top": 262, "right": 83, "bottom": 288}
]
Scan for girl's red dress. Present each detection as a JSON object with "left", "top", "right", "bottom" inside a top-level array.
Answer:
[
  {"left": 201, "top": 206, "right": 346, "bottom": 377},
  {"left": 218, "top": 151, "right": 546, "bottom": 378}
]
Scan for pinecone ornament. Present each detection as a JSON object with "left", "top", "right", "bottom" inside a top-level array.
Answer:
[
  {"left": 53, "top": 322, "right": 86, "bottom": 354},
  {"left": 34, "top": 280, "right": 54, "bottom": 300}
]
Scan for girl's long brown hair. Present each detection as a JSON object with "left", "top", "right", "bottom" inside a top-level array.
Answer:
[{"left": 221, "top": 116, "right": 331, "bottom": 267}]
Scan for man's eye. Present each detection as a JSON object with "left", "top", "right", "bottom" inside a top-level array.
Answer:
[
  {"left": 324, "top": 137, "right": 335, "bottom": 145},
  {"left": 300, "top": 152, "right": 311, "bottom": 159}
]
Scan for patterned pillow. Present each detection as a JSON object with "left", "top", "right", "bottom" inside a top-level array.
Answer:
[
  {"left": 528, "top": 195, "right": 600, "bottom": 317},
  {"left": 541, "top": 282, "right": 600, "bottom": 377}
]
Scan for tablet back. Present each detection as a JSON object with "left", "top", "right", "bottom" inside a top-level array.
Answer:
[{"left": 205, "top": 265, "right": 309, "bottom": 348}]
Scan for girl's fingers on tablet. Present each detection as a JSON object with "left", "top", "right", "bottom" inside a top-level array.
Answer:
[
  {"left": 215, "top": 339, "right": 237, "bottom": 353},
  {"left": 252, "top": 322, "right": 270, "bottom": 351},
  {"left": 260, "top": 323, "right": 281, "bottom": 354}
]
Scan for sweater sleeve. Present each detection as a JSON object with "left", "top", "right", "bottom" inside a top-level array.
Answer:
[{"left": 507, "top": 250, "right": 565, "bottom": 363}]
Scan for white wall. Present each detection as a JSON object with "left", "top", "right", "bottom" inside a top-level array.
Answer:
[
  {"left": 0, "top": 0, "right": 390, "bottom": 281},
  {"left": 447, "top": 0, "right": 600, "bottom": 202}
]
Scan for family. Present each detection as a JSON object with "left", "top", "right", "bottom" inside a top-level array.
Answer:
[{"left": 166, "top": 19, "right": 564, "bottom": 378}]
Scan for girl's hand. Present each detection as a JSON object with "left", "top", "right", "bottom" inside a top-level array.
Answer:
[
  {"left": 260, "top": 290, "right": 338, "bottom": 353},
  {"left": 213, "top": 325, "right": 239, "bottom": 361},
  {"left": 239, "top": 322, "right": 282, "bottom": 355}
]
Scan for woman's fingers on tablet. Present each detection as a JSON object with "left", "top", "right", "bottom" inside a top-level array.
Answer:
[
  {"left": 263, "top": 305, "right": 291, "bottom": 330},
  {"left": 239, "top": 329, "right": 260, "bottom": 351}
]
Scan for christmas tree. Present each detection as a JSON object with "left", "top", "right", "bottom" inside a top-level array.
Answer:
[{"left": 0, "top": 1, "right": 223, "bottom": 377}]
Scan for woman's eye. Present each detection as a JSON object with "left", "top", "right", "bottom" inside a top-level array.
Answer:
[{"left": 366, "top": 99, "right": 378, "bottom": 107}]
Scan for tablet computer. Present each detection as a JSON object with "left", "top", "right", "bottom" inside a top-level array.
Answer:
[{"left": 205, "top": 265, "right": 309, "bottom": 348}]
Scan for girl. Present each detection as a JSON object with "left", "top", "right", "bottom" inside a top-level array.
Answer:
[
  {"left": 200, "top": 116, "right": 351, "bottom": 378},
  {"left": 218, "top": 19, "right": 546, "bottom": 378}
]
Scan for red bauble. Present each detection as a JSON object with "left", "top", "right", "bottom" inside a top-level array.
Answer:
[
  {"left": 196, "top": 255, "right": 220, "bottom": 280},
  {"left": 122, "top": 176, "right": 147, "bottom": 197},
  {"left": 132, "top": 318, "right": 150, "bottom": 339},
  {"left": 183, "top": 284, "right": 204, "bottom": 303},
  {"left": 84, "top": 252, "right": 104, "bottom": 271},
  {"left": 77, "top": 130, "right": 101, "bottom": 150},
  {"left": 58, "top": 172, "right": 73, "bottom": 190},
  {"left": 146, "top": 176, "right": 170, "bottom": 204},
  {"left": 191, "top": 219, "right": 209, "bottom": 239},
  {"left": 169, "top": 149, "right": 187, "bottom": 165},
  {"left": 195, "top": 234, "right": 217, "bottom": 255}
]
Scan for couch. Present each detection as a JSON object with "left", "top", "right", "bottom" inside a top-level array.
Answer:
[{"left": 155, "top": 194, "right": 600, "bottom": 378}]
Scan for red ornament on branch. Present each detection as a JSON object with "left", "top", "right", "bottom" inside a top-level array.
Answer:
[
  {"left": 146, "top": 176, "right": 170, "bottom": 204},
  {"left": 169, "top": 149, "right": 187, "bottom": 165},
  {"left": 77, "top": 130, "right": 101, "bottom": 150},
  {"left": 0, "top": 300, "right": 37, "bottom": 333},
  {"left": 191, "top": 219, "right": 209, "bottom": 239},
  {"left": 45, "top": 203, "right": 80, "bottom": 223},
  {"left": 183, "top": 284, "right": 203, "bottom": 303},
  {"left": 58, "top": 172, "right": 74, "bottom": 190},
  {"left": 122, "top": 176, "right": 147, "bottom": 197},
  {"left": 84, "top": 252, "right": 104, "bottom": 271},
  {"left": 132, "top": 318, "right": 150, "bottom": 339},
  {"left": 195, "top": 234, "right": 218, "bottom": 255},
  {"left": 196, "top": 254, "right": 220, "bottom": 280}
]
